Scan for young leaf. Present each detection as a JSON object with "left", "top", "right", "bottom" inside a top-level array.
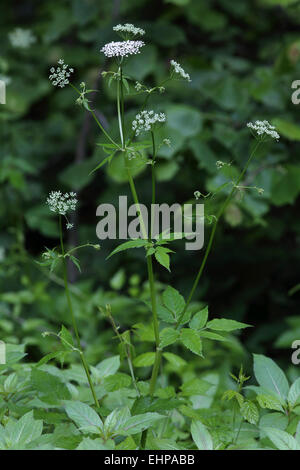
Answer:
[
  {"left": 162, "top": 352, "right": 187, "bottom": 369},
  {"left": 107, "top": 239, "right": 149, "bottom": 259},
  {"left": 253, "top": 354, "right": 289, "bottom": 402},
  {"left": 207, "top": 318, "right": 251, "bottom": 332},
  {"left": 65, "top": 401, "right": 103, "bottom": 435},
  {"left": 155, "top": 246, "right": 172, "bottom": 271},
  {"left": 200, "top": 331, "right": 228, "bottom": 342},
  {"left": 59, "top": 325, "right": 74, "bottom": 351},
  {"left": 180, "top": 328, "right": 203, "bottom": 356},
  {"left": 189, "top": 306, "right": 208, "bottom": 330},
  {"left": 191, "top": 420, "right": 213, "bottom": 450},
  {"left": 240, "top": 400, "right": 259, "bottom": 425}
]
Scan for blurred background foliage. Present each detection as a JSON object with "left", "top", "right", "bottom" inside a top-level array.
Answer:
[{"left": 1, "top": 0, "right": 300, "bottom": 381}]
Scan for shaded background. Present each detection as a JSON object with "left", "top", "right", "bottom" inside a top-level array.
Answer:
[{"left": 1, "top": 0, "right": 300, "bottom": 380}]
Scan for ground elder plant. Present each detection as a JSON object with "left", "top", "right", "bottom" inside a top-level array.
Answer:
[{"left": 1, "top": 22, "right": 299, "bottom": 452}]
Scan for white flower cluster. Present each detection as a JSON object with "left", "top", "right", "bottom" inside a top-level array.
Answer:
[
  {"left": 132, "top": 110, "right": 166, "bottom": 135},
  {"left": 49, "top": 59, "right": 74, "bottom": 88},
  {"left": 100, "top": 40, "right": 145, "bottom": 58},
  {"left": 9, "top": 28, "right": 36, "bottom": 49},
  {"left": 247, "top": 120, "right": 280, "bottom": 140},
  {"left": 46, "top": 191, "right": 77, "bottom": 216},
  {"left": 170, "top": 60, "right": 191, "bottom": 82},
  {"left": 113, "top": 23, "right": 145, "bottom": 37}
]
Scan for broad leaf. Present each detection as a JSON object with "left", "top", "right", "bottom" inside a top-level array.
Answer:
[
  {"left": 191, "top": 420, "right": 213, "bottom": 450},
  {"left": 253, "top": 354, "right": 289, "bottom": 402},
  {"left": 65, "top": 401, "right": 103, "bottom": 435},
  {"left": 207, "top": 318, "right": 251, "bottom": 332},
  {"left": 180, "top": 328, "right": 203, "bottom": 356},
  {"left": 107, "top": 239, "right": 149, "bottom": 259}
]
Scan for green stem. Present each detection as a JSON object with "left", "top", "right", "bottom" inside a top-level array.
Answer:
[
  {"left": 69, "top": 83, "right": 120, "bottom": 148},
  {"left": 176, "top": 140, "right": 261, "bottom": 328},
  {"left": 58, "top": 215, "right": 99, "bottom": 408}
]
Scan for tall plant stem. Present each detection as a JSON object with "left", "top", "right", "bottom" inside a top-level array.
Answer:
[
  {"left": 176, "top": 140, "right": 261, "bottom": 328},
  {"left": 117, "top": 67, "right": 161, "bottom": 396},
  {"left": 58, "top": 215, "right": 99, "bottom": 408}
]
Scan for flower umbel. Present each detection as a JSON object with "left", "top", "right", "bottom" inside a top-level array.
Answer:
[
  {"left": 49, "top": 59, "right": 74, "bottom": 88},
  {"left": 100, "top": 40, "right": 145, "bottom": 58},
  {"left": 46, "top": 191, "right": 77, "bottom": 217},
  {"left": 9, "top": 28, "right": 36, "bottom": 48},
  {"left": 113, "top": 23, "right": 145, "bottom": 37},
  {"left": 247, "top": 120, "right": 280, "bottom": 141},
  {"left": 132, "top": 110, "right": 166, "bottom": 136},
  {"left": 170, "top": 60, "right": 191, "bottom": 82}
]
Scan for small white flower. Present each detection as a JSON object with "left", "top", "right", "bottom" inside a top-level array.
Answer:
[
  {"left": 113, "top": 23, "right": 145, "bottom": 37},
  {"left": 49, "top": 59, "right": 74, "bottom": 88},
  {"left": 132, "top": 110, "right": 166, "bottom": 136},
  {"left": 9, "top": 28, "right": 36, "bottom": 49},
  {"left": 170, "top": 60, "right": 191, "bottom": 82},
  {"left": 247, "top": 120, "right": 280, "bottom": 140},
  {"left": 66, "top": 223, "right": 74, "bottom": 230},
  {"left": 135, "top": 81, "right": 143, "bottom": 91},
  {"left": 46, "top": 191, "right": 78, "bottom": 216},
  {"left": 100, "top": 40, "right": 145, "bottom": 58}
]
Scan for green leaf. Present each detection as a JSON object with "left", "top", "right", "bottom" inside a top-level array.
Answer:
[
  {"left": 162, "top": 286, "right": 185, "bottom": 317},
  {"left": 240, "top": 401, "right": 259, "bottom": 425},
  {"left": 107, "top": 239, "right": 149, "bottom": 259},
  {"left": 133, "top": 352, "right": 156, "bottom": 367},
  {"left": 189, "top": 306, "right": 208, "bottom": 330},
  {"left": 89, "top": 153, "right": 115, "bottom": 175},
  {"left": 263, "top": 427, "right": 300, "bottom": 450},
  {"left": 207, "top": 318, "right": 251, "bottom": 332},
  {"left": 95, "top": 355, "right": 120, "bottom": 378},
  {"left": 200, "top": 331, "right": 228, "bottom": 342},
  {"left": 59, "top": 325, "right": 74, "bottom": 350},
  {"left": 77, "top": 438, "right": 114, "bottom": 450},
  {"left": 8, "top": 411, "right": 43, "bottom": 447},
  {"left": 180, "top": 378, "right": 212, "bottom": 396},
  {"left": 180, "top": 328, "right": 203, "bottom": 356},
  {"left": 288, "top": 378, "right": 300, "bottom": 408},
  {"left": 257, "top": 394, "right": 284, "bottom": 412},
  {"left": 118, "top": 413, "right": 165, "bottom": 435},
  {"left": 272, "top": 118, "right": 300, "bottom": 141},
  {"left": 253, "top": 354, "right": 289, "bottom": 402},
  {"left": 157, "top": 304, "right": 175, "bottom": 323},
  {"left": 31, "top": 369, "right": 71, "bottom": 403},
  {"left": 163, "top": 352, "right": 187, "bottom": 369},
  {"left": 104, "top": 407, "right": 131, "bottom": 437},
  {"left": 191, "top": 420, "right": 213, "bottom": 450},
  {"left": 155, "top": 246, "right": 172, "bottom": 271},
  {"left": 159, "top": 327, "right": 180, "bottom": 348},
  {"left": 65, "top": 401, "right": 103, "bottom": 435}
]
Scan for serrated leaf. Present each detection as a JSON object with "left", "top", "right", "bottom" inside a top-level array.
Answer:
[
  {"left": 162, "top": 286, "right": 185, "bottom": 317},
  {"left": 191, "top": 420, "right": 213, "bottom": 450},
  {"left": 65, "top": 401, "right": 103, "bottom": 435},
  {"left": 207, "top": 318, "right": 251, "bottom": 332},
  {"left": 155, "top": 246, "right": 171, "bottom": 271},
  {"left": 257, "top": 394, "right": 284, "bottom": 412},
  {"left": 189, "top": 306, "right": 208, "bottom": 330},
  {"left": 263, "top": 427, "right": 300, "bottom": 450},
  {"left": 240, "top": 401, "right": 259, "bottom": 425},
  {"left": 95, "top": 355, "right": 120, "bottom": 378},
  {"left": 107, "top": 239, "right": 149, "bottom": 259},
  {"left": 180, "top": 328, "right": 203, "bottom": 356},
  {"left": 159, "top": 327, "right": 180, "bottom": 348}
]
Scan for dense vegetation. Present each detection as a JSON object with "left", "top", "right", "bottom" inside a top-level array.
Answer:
[{"left": 1, "top": 0, "right": 300, "bottom": 451}]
